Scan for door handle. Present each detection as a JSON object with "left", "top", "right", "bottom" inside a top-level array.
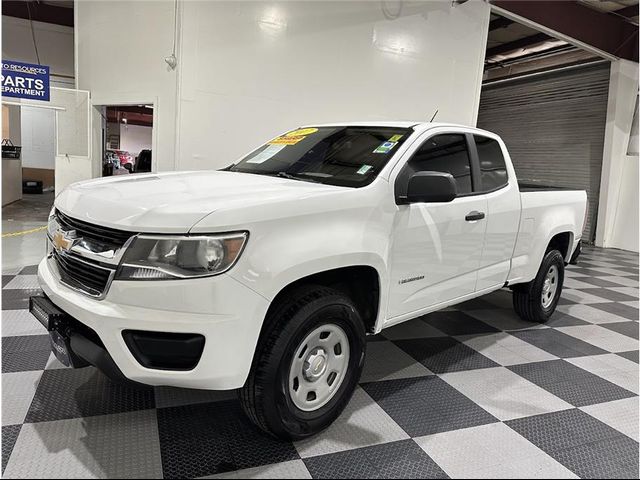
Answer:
[{"left": 465, "top": 211, "right": 485, "bottom": 222}]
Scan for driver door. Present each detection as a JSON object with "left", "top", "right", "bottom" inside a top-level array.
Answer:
[{"left": 387, "top": 132, "right": 488, "bottom": 320}]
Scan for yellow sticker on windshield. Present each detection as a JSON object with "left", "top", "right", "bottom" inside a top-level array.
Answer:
[
  {"left": 269, "top": 135, "right": 305, "bottom": 145},
  {"left": 389, "top": 134, "right": 403, "bottom": 142},
  {"left": 285, "top": 128, "right": 318, "bottom": 137}
]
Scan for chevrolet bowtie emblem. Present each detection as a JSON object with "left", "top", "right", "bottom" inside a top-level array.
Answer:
[{"left": 52, "top": 229, "right": 77, "bottom": 252}]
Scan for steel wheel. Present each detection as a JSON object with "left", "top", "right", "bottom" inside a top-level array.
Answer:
[
  {"left": 288, "top": 324, "right": 350, "bottom": 412},
  {"left": 541, "top": 264, "right": 559, "bottom": 308}
]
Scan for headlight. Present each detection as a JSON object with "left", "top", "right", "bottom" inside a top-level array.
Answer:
[
  {"left": 116, "top": 232, "right": 248, "bottom": 280},
  {"left": 47, "top": 207, "right": 58, "bottom": 238}
]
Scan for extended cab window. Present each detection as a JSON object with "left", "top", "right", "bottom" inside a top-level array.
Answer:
[
  {"left": 474, "top": 135, "right": 508, "bottom": 192},
  {"left": 400, "top": 134, "right": 473, "bottom": 195},
  {"left": 230, "top": 126, "right": 412, "bottom": 188}
]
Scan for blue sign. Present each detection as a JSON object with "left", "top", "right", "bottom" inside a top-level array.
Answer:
[{"left": 1, "top": 60, "right": 50, "bottom": 101}]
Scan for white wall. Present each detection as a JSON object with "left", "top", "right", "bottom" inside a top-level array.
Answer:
[
  {"left": 120, "top": 124, "right": 152, "bottom": 157},
  {"left": 76, "top": 0, "right": 490, "bottom": 174},
  {"left": 1, "top": 15, "right": 74, "bottom": 86},
  {"left": 176, "top": 1, "right": 490, "bottom": 170},
  {"left": 595, "top": 60, "right": 639, "bottom": 252},
  {"left": 76, "top": 0, "right": 178, "bottom": 173},
  {"left": 20, "top": 106, "right": 56, "bottom": 169}
]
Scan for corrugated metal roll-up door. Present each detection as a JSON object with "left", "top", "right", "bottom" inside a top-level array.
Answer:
[{"left": 477, "top": 62, "right": 611, "bottom": 242}]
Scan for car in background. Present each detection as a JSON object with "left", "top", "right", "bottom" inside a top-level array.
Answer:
[
  {"left": 135, "top": 149, "right": 152, "bottom": 173},
  {"left": 103, "top": 150, "right": 121, "bottom": 176},
  {"left": 115, "top": 150, "right": 134, "bottom": 171}
]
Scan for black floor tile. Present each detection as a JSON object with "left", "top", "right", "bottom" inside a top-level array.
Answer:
[
  {"left": 506, "top": 409, "right": 639, "bottom": 479},
  {"left": 508, "top": 360, "right": 636, "bottom": 407},
  {"left": 1, "top": 288, "right": 42, "bottom": 310},
  {"left": 455, "top": 298, "right": 496, "bottom": 311},
  {"left": 394, "top": 337, "right": 499, "bottom": 373},
  {"left": 2, "top": 425, "right": 21, "bottom": 473},
  {"left": 25, "top": 367, "right": 155, "bottom": 423},
  {"left": 568, "top": 268, "right": 613, "bottom": 277},
  {"left": 545, "top": 312, "right": 589, "bottom": 327},
  {"left": 617, "top": 350, "right": 639, "bottom": 363},
  {"left": 579, "top": 288, "right": 638, "bottom": 303},
  {"left": 2, "top": 275, "right": 15, "bottom": 287},
  {"left": 304, "top": 439, "right": 449, "bottom": 479},
  {"left": 362, "top": 376, "right": 498, "bottom": 437},
  {"left": 2, "top": 335, "right": 51, "bottom": 373},
  {"left": 510, "top": 329, "right": 607, "bottom": 358},
  {"left": 157, "top": 400, "right": 299, "bottom": 478},
  {"left": 573, "top": 277, "right": 625, "bottom": 288},
  {"left": 422, "top": 310, "right": 499, "bottom": 336},
  {"left": 18, "top": 265, "right": 39, "bottom": 275},
  {"left": 601, "top": 321, "right": 639, "bottom": 339},
  {"left": 590, "top": 302, "right": 639, "bottom": 321}
]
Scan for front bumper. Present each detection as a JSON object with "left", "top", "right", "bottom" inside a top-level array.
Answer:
[{"left": 37, "top": 257, "right": 270, "bottom": 390}]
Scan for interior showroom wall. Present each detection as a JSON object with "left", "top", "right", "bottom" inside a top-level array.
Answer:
[{"left": 78, "top": 0, "right": 490, "bottom": 172}]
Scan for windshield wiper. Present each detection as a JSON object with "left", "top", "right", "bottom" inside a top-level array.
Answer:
[{"left": 275, "top": 172, "right": 320, "bottom": 183}]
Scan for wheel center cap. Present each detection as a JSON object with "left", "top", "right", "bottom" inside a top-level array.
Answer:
[{"left": 303, "top": 348, "right": 327, "bottom": 382}]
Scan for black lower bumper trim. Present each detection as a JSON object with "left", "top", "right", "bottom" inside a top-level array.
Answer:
[{"left": 29, "top": 294, "right": 145, "bottom": 387}]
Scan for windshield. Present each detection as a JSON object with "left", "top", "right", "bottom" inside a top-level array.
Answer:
[{"left": 229, "top": 126, "right": 413, "bottom": 187}]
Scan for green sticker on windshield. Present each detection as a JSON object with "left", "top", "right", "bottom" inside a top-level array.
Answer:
[
  {"left": 373, "top": 141, "right": 397, "bottom": 154},
  {"left": 357, "top": 165, "right": 373, "bottom": 175}
]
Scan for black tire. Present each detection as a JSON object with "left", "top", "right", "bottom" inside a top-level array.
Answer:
[
  {"left": 123, "top": 163, "right": 133, "bottom": 172},
  {"left": 513, "top": 249, "right": 565, "bottom": 323},
  {"left": 239, "top": 285, "right": 366, "bottom": 440}
]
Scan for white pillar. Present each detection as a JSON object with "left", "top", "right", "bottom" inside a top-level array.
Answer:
[{"left": 595, "top": 59, "right": 639, "bottom": 252}]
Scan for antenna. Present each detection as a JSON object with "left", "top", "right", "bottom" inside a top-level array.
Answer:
[{"left": 429, "top": 109, "right": 439, "bottom": 122}]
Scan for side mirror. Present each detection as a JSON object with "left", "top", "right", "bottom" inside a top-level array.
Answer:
[{"left": 401, "top": 171, "right": 457, "bottom": 204}]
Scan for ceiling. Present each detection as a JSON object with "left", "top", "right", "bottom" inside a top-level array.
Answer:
[
  {"left": 2, "top": 1, "right": 73, "bottom": 27},
  {"left": 484, "top": 0, "right": 638, "bottom": 80}
]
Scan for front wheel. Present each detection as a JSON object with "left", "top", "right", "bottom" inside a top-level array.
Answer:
[
  {"left": 513, "top": 249, "right": 565, "bottom": 323},
  {"left": 239, "top": 286, "right": 366, "bottom": 440}
]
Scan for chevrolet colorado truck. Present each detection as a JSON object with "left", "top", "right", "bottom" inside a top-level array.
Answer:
[{"left": 31, "top": 122, "right": 587, "bottom": 439}]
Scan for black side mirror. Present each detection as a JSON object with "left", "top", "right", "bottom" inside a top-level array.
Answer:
[{"left": 400, "top": 171, "right": 457, "bottom": 204}]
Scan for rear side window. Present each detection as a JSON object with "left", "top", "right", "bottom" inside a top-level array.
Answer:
[
  {"left": 474, "top": 135, "right": 508, "bottom": 191},
  {"left": 403, "top": 134, "right": 473, "bottom": 194}
]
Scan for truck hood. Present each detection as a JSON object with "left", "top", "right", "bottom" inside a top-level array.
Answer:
[{"left": 55, "top": 171, "right": 343, "bottom": 233}]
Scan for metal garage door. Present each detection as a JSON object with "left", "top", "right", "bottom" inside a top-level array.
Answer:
[{"left": 477, "top": 62, "right": 610, "bottom": 242}]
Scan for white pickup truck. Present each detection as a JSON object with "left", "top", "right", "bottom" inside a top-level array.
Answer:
[{"left": 31, "top": 122, "right": 587, "bottom": 439}]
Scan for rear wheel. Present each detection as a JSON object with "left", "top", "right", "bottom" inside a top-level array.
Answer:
[
  {"left": 513, "top": 249, "right": 565, "bottom": 323},
  {"left": 239, "top": 286, "right": 366, "bottom": 440}
]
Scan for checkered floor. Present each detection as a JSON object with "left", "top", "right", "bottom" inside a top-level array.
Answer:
[{"left": 2, "top": 247, "right": 638, "bottom": 479}]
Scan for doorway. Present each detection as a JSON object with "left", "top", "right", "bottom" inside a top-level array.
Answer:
[{"left": 101, "top": 105, "right": 153, "bottom": 177}]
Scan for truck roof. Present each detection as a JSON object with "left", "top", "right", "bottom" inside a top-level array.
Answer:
[{"left": 301, "top": 121, "right": 482, "bottom": 132}]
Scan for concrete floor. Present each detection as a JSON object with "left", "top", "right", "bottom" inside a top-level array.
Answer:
[{"left": 2, "top": 193, "right": 54, "bottom": 273}]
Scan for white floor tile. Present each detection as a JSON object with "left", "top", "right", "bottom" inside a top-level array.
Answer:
[
  {"left": 2, "top": 370, "right": 43, "bottom": 425},
  {"left": 459, "top": 332, "right": 558, "bottom": 366},
  {"left": 415, "top": 422, "right": 578, "bottom": 479},
  {"left": 566, "top": 353, "right": 639, "bottom": 394},
  {"left": 4, "top": 410, "right": 163, "bottom": 479},
  {"left": 294, "top": 387, "right": 408, "bottom": 458},
  {"left": 3, "top": 274, "right": 41, "bottom": 290},
  {"left": 441, "top": 367, "right": 572, "bottom": 421},
  {"left": 580, "top": 397, "right": 639, "bottom": 441},
  {"left": 599, "top": 276, "right": 639, "bottom": 288},
  {"left": 1, "top": 309, "right": 47, "bottom": 337},
  {"left": 557, "top": 325, "right": 639, "bottom": 353},
  {"left": 556, "top": 304, "right": 629, "bottom": 324}
]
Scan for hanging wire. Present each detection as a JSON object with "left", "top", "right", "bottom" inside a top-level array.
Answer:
[{"left": 26, "top": 2, "right": 42, "bottom": 65}]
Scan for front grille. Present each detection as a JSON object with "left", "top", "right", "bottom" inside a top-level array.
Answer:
[
  {"left": 56, "top": 209, "right": 134, "bottom": 249},
  {"left": 52, "top": 250, "right": 114, "bottom": 297}
]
